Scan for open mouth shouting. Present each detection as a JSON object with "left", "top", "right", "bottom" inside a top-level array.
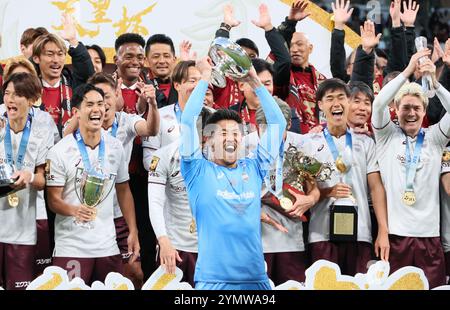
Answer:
[
  {"left": 89, "top": 114, "right": 103, "bottom": 126},
  {"left": 224, "top": 141, "right": 237, "bottom": 154}
]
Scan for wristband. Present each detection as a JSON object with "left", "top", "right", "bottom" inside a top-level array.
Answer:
[{"left": 220, "top": 22, "right": 231, "bottom": 32}]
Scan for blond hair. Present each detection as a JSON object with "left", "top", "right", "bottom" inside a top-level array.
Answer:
[
  {"left": 3, "top": 56, "right": 38, "bottom": 81},
  {"left": 394, "top": 82, "right": 428, "bottom": 109}
]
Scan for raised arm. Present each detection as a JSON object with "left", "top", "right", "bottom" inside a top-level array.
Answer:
[
  {"left": 350, "top": 20, "right": 380, "bottom": 90},
  {"left": 330, "top": 0, "right": 353, "bottom": 82},
  {"left": 372, "top": 49, "right": 430, "bottom": 128},
  {"left": 385, "top": 0, "right": 408, "bottom": 75},
  {"left": 400, "top": 0, "right": 420, "bottom": 62},
  {"left": 247, "top": 69, "right": 287, "bottom": 164},
  {"left": 59, "top": 13, "right": 95, "bottom": 87},
  {"left": 252, "top": 4, "right": 291, "bottom": 86},
  {"left": 214, "top": 4, "right": 240, "bottom": 39},
  {"left": 277, "top": 0, "right": 310, "bottom": 48},
  {"left": 180, "top": 58, "right": 211, "bottom": 158}
]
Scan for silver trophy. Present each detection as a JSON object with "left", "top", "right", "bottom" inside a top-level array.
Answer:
[
  {"left": 74, "top": 168, "right": 115, "bottom": 229},
  {"left": 415, "top": 36, "right": 436, "bottom": 98},
  {"left": 208, "top": 37, "right": 253, "bottom": 88},
  {"left": 0, "top": 119, "right": 18, "bottom": 199}
]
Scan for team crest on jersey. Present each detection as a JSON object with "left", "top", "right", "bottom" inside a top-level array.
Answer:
[{"left": 150, "top": 156, "right": 160, "bottom": 172}]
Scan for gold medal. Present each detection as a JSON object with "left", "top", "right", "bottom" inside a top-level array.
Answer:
[
  {"left": 402, "top": 191, "right": 416, "bottom": 206},
  {"left": 8, "top": 193, "right": 19, "bottom": 208},
  {"left": 189, "top": 219, "right": 196, "bottom": 234},
  {"left": 335, "top": 156, "right": 348, "bottom": 174},
  {"left": 279, "top": 197, "right": 293, "bottom": 210}
]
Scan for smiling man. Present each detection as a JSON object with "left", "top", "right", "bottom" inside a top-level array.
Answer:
[
  {"left": 302, "top": 78, "right": 389, "bottom": 276},
  {"left": 180, "top": 58, "right": 286, "bottom": 290},
  {"left": 0, "top": 73, "right": 54, "bottom": 290},
  {"left": 46, "top": 84, "right": 139, "bottom": 285},
  {"left": 371, "top": 50, "right": 450, "bottom": 288},
  {"left": 32, "top": 14, "right": 94, "bottom": 136}
]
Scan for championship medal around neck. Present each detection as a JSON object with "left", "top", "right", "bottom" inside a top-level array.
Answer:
[
  {"left": 335, "top": 156, "right": 348, "bottom": 174},
  {"left": 8, "top": 193, "right": 19, "bottom": 208},
  {"left": 402, "top": 190, "right": 416, "bottom": 206}
]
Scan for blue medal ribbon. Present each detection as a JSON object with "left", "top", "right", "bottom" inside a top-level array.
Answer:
[
  {"left": 110, "top": 114, "right": 119, "bottom": 138},
  {"left": 404, "top": 129, "right": 425, "bottom": 193},
  {"left": 264, "top": 141, "right": 285, "bottom": 198},
  {"left": 74, "top": 129, "right": 105, "bottom": 174},
  {"left": 174, "top": 102, "right": 182, "bottom": 124},
  {"left": 323, "top": 127, "right": 353, "bottom": 185},
  {"left": 5, "top": 115, "right": 32, "bottom": 170}
]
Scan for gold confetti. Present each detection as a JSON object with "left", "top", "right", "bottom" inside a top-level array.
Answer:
[{"left": 313, "top": 267, "right": 360, "bottom": 290}]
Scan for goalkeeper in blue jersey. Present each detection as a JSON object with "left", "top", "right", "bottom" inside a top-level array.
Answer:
[{"left": 180, "top": 57, "right": 286, "bottom": 290}]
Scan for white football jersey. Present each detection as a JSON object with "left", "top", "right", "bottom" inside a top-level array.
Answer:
[
  {"left": 46, "top": 132, "right": 129, "bottom": 258},
  {"left": 0, "top": 117, "right": 54, "bottom": 245},
  {"left": 148, "top": 140, "right": 197, "bottom": 253},
  {"left": 301, "top": 130, "right": 379, "bottom": 244},
  {"left": 142, "top": 104, "right": 180, "bottom": 171},
  {"left": 374, "top": 121, "right": 449, "bottom": 237}
]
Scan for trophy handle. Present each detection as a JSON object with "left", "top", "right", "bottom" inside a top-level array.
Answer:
[
  {"left": 97, "top": 173, "right": 116, "bottom": 206},
  {"left": 75, "top": 168, "right": 84, "bottom": 205}
]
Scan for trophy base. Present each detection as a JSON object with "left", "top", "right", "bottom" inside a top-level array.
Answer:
[
  {"left": 261, "top": 183, "right": 308, "bottom": 222},
  {"left": 74, "top": 219, "right": 95, "bottom": 230},
  {"left": 329, "top": 201, "right": 358, "bottom": 243}
]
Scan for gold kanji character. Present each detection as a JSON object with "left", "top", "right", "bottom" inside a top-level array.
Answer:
[
  {"left": 112, "top": 3, "right": 157, "bottom": 37},
  {"left": 88, "top": 0, "right": 112, "bottom": 24}
]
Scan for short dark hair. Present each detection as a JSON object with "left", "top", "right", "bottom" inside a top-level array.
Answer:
[
  {"left": 2, "top": 72, "right": 42, "bottom": 103},
  {"left": 316, "top": 78, "right": 350, "bottom": 102},
  {"left": 115, "top": 33, "right": 145, "bottom": 52},
  {"left": 252, "top": 58, "right": 274, "bottom": 76},
  {"left": 348, "top": 81, "right": 374, "bottom": 103},
  {"left": 205, "top": 109, "right": 242, "bottom": 128},
  {"left": 72, "top": 84, "right": 105, "bottom": 109},
  {"left": 86, "top": 44, "right": 107, "bottom": 68},
  {"left": 87, "top": 72, "right": 117, "bottom": 90},
  {"left": 145, "top": 34, "right": 175, "bottom": 56},
  {"left": 171, "top": 60, "right": 196, "bottom": 84},
  {"left": 236, "top": 38, "right": 259, "bottom": 57}
]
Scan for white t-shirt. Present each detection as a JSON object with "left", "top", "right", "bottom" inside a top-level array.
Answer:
[
  {"left": 106, "top": 112, "right": 142, "bottom": 219},
  {"left": 374, "top": 122, "right": 449, "bottom": 237},
  {"left": 148, "top": 140, "right": 198, "bottom": 253},
  {"left": 142, "top": 104, "right": 180, "bottom": 171},
  {"left": 301, "top": 131, "right": 379, "bottom": 244},
  {"left": 46, "top": 132, "right": 129, "bottom": 258},
  {"left": 440, "top": 147, "right": 450, "bottom": 252},
  {"left": 245, "top": 131, "right": 307, "bottom": 253},
  {"left": 0, "top": 117, "right": 54, "bottom": 245}
]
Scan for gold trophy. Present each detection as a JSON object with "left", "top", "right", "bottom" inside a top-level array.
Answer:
[
  {"left": 262, "top": 144, "right": 332, "bottom": 221},
  {"left": 74, "top": 168, "right": 115, "bottom": 229},
  {"left": 330, "top": 146, "right": 358, "bottom": 242}
]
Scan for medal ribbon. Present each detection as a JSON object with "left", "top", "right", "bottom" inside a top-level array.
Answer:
[
  {"left": 174, "top": 102, "right": 182, "bottom": 124},
  {"left": 323, "top": 127, "right": 353, "bottom": 185},
  {"left": 264, "top": 140, "right": 285, "bottom": 198},
  {"left": 110, "top": 113, "right": 119, "bottom": 138},
  {"left": 74, "top": 129, "right": 105, "bottom": 174},
  {"left": 5, "top": 115, "right": 32, "bottom": 170},
  {"left": 405, "top": 129, "right": 425, "bottom": 193}
]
